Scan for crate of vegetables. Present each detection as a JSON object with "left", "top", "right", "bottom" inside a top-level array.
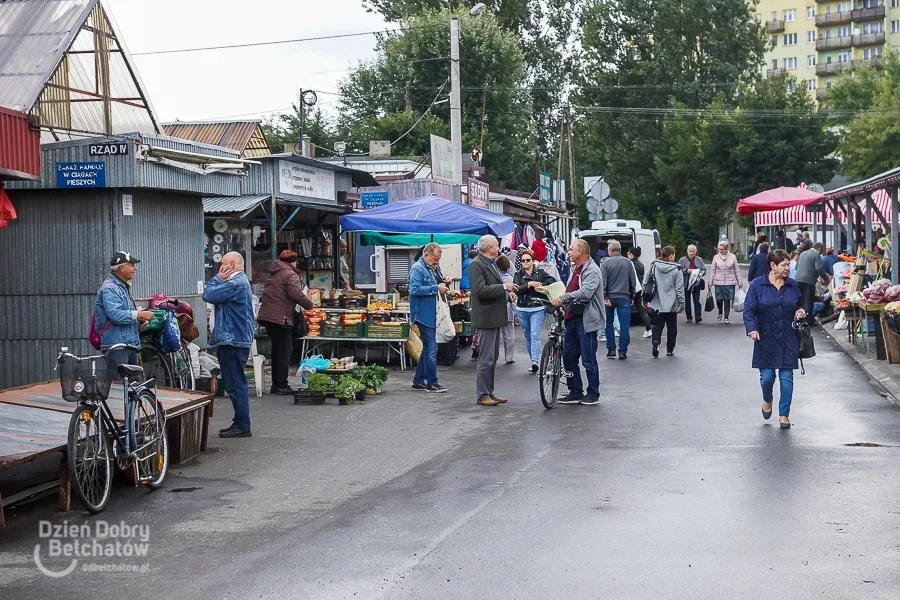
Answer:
[{"left": 366, "top": 321, "right": 409, "bottom": 339}]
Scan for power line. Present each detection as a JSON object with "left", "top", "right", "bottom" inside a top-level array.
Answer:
[{"left": 131, "top": 24, "right": 446, "bottom": 56}]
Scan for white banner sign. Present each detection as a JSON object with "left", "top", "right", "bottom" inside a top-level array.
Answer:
[
  {"left": 430, "top": 134, "right": 454, "bottom": 183},
  {"left": 278, "top": 160, "right": 335, "bottom": 202}
]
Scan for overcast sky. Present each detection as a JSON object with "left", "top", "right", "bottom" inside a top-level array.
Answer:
[{"left": 104, "top": 0, "right": 387, "bottom": 123}]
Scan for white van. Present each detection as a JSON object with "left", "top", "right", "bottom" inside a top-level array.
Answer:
[{"left": 577, "top": 219, "right": 661, "bottom": 264}]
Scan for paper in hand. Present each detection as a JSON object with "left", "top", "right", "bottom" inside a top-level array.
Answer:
[{"left": 537, "top": 281, "right": 567, "bottom": 302}]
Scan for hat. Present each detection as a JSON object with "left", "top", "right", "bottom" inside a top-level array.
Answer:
[{"left": 110, "top": 251, "right": 141, "bottom": 266}]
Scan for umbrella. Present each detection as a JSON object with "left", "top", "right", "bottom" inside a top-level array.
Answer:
[
  {"left": 736, "top": 186, "right": 823, "bottom": 216},
  {"left": 341, "top": 194, "right": 514, "bottom": 238}
]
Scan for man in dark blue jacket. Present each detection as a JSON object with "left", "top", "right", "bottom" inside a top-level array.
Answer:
[
  {"left": 409, "top": 243, "right": 449, "bottom": 393},
  {"left": 748, "top": 242, "right": 770, "bottom": 282},
  {"left": 203, "top": 252, "right": 255, "bottom": 438}
]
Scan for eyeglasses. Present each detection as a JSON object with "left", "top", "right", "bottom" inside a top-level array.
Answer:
[{"left": 521, "top": 258, "right": 533, "bottom": 263}]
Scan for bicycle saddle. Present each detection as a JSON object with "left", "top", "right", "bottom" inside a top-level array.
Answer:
[{"left": 117, "top": 364, "right": 144, "bottom": 378}]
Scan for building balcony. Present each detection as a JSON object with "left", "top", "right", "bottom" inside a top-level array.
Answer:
[
  {"left": 851, "top": 5, "right": 886, "bottom": 22},
  {"left": 766, "top": 20, "right": 785, "bottom": 33},
  {"left": 816, "top": 36, "right": 853, "bottom": 50},
  {"left": 853, "top": 31, "right": 886, "bottom": 46},
  {"left": 766, "top": 68, "right": 790, "bottom": 77},
  {"left": 816, "top": 88, "right": 828, "bottom": 100},
  {"left": 815, "top": 12, "right": 853, "bottom": 26},
  {"left": 815, "top": 62, "right": 851, "bottom": 75},
  {"left": 851, "top": 57, "right": 885, "bottom": 69}
]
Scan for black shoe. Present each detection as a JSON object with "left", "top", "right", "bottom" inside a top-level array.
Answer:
[
  {"left": 505, "top": 360, "right": 516, "bottom": 364},
  {"left": 618, "top": 354, "right": 627, "bottom": 360},
  {"left": 219, "top": 428, "right": 252, "bottom": 438},
  {"left": 425, "top": 384, "right": 448, "bottom": 393},
  {"left": 270, "top": 385, "right": 295, "bottom": 395},
  {"left": 411, "top": 383, "right": 427, "bottom": 391},
  {"left": 696, "top": 318, "right": 702, "bottom": 324},
  {"left": 606, "top": 349, "right": 617, "bottom": 359},
  {"left": 762, "top": 404, "right": 773, "bottom": 420},
  {"left": 531, "top": 364, "right": 539, "bottom": 373},
  {"left": 780, "top": 420, "right": 791, "bottom": 429},
  {"left": 558, "top": 393, "right": 584, "bottom": 404},
  {"left": 579, "top": 395, "right": 601, "bottom": 406},
  {"left": 652, "top": 344, "right": 659, "bottom": 358},
  {"left": 219, "top": 425, "right": 237, "bottom": 434}
]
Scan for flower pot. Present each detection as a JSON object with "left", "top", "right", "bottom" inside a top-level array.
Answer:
[
  {"left": 355, "top": 390, "right": 367, "bottom": 402},
  {"left": 338, "top": 396, "right": 351, "bottom": 405}
]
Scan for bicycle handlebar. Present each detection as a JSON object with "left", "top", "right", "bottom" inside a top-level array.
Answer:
[{"left": 105, "top": 343, "right": 141, "bottom": 353}]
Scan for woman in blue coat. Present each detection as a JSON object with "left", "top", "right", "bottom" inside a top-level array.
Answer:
[{"left": 743, "top": 249, "right": 807, "bottom": 429}]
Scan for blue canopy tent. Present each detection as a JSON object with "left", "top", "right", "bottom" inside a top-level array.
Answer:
[{"left": 340, "top": 194, "right": 514, "bottom": 245}]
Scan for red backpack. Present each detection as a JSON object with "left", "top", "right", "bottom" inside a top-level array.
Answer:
[{"left": 89, "top": 281, "right": 117, "bottom": 350}]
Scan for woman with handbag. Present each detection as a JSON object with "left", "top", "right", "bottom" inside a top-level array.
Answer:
[
  {"left": 643, "top": 246, "right": 685, "bottom": 357},
  {"left": 257, "top": 250, "right": 314, "bottom": 395},
  {"left": 708, "top": 240, "right": 743, "bottom": 324},
  {"left": 743, "top": 249, "right": 807, "bottom": 429},
  {"left": 513, "top": 249, "right": 557, "bottom": 373}
]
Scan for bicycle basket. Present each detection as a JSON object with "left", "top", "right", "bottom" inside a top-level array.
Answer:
[{"left": 58, "top": 355, "right": 119, "bottom": 402}]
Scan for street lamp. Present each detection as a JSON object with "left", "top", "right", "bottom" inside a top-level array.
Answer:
[{"left": 450, "top": 3, "right": 486, "bottom": 185}]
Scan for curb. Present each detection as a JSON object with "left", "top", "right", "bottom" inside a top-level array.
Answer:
[{"left": 821, "top": 325, "right": 900, "bottom": 408}]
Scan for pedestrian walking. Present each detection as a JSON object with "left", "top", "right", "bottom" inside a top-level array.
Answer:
[
  {"left": 628, "top": 246, "right": 653, "bottom": 339},
  {"left": 788, "top": 249, "right": 800, "bottom": 279},
  {"left": 93, "top": 251, "right": 155, "bottom": 368},
  {"left": 750, "top": 232, "right": 768, "bottom": 256},
  {"left": 743, "top": 249, "right": 807, "bottom": 429},
  {"left": 257, "top": 250, "right": 314, "bottom": 395},
  {"left": 469, "top": 235, "right": 518, "bottom": 406},
  {"left": 496, "top": 255, "right": 517, "bottom": 365},
  {"left": 644, "top": 246, "right": 685, "bottom": 358},
  {"left": 708, "top": 240, "right": 743, "bottom": 324},
  {"left": 203, "top": 252, "right": 256, "bottom": 438},
  {"left": 460, "top": 249, "right": 477, "bottom": 293},
  {"left": 678, "top": 245, "right": 706, "bottom": 324},
  {"left": 553, "top": 239, "right": 606, "bottom": 405},
  {"left": 601, "top": 240, "right": 636, "bottom": 359},
  {"left": 409, "top": 242, "right": 450, "bottom": 393},
  {"left": 514, "top": 248, "right": 557, "bottom": 373},
  {"left": 795, "top": 241, "right": 830, "bottom": 325},
  {"left": 748, "top": 242, "right": 770, "bottom": 282}
]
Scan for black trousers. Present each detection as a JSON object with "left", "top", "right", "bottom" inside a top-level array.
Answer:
[
  {"left": 261, "top": 321, "right": 293, "bottom": 388},
  {"left": 651, "top": 311, "right": 678, "bottom": 353},
  {"left": 799, "top": 283, "right": 816, "bottom": 324}
]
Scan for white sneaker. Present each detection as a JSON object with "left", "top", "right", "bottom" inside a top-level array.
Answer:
[{"left": 642, "top": 330, "right": 652, "bottom": 338}]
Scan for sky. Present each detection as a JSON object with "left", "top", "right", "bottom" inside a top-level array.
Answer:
[{"left": 103, "top": 0, "right": 388, "bottom": 123}]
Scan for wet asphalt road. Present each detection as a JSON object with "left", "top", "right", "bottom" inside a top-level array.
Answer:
[{"left": 2, "top": 316, "right": 900, "bottom": 599}]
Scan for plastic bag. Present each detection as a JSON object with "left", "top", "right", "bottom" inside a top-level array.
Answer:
[
  {"left": 187, "top": 342, "right": 201, "bottom": 378},
  {"left": 436, "top": 296, "right": 456, "bottom": 343},
  {"left": 160, "top": 310, "right": 182, "bottom": 353},
  {"left": 733, "top": 288, "right": 746, "bottom": 312},
  {"left": 300, "top": 355, "right": 331, "bottom": 371}
]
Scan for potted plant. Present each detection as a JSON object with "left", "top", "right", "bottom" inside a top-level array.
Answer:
[
  {"left": 335, "top": 374, "right": 364, "bottom": 405},
  {"left": 353, "top": 366, "right": 385, "bottom": 395},
  {"left": 295, "top": 373, "right": 331, "bottom": 405}
]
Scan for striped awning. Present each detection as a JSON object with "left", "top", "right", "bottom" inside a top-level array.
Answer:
[{"left": 755, "top": 188, "right": 896, "bottom": 227}]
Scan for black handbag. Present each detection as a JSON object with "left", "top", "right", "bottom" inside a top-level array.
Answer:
[
  {"left": 794, "top": 319, "right": 816, "bottom": 374},
  {"left": 292, "top": 310, "right": 308, "bottom": 340},
  {"left": 641, "top": 264, "right": 657, "bottom": 303},
  {"left": 704, "top": 289, "right": 715, "bottom": 312}
]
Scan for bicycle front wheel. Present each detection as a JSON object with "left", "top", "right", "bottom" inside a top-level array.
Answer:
[
  {"left": 172, "top": 340, "right": 196, "bottom": 391},
  {"left": 67, "top": 404, "right": 113, "bottom": 514},
  {"left": 133, "top": 389, "right": 168, "bottom": 489},
  {"left": 538, "top": 340, "right": 560, "bottom": 409}
]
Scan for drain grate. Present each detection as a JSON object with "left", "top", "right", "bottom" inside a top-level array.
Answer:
[{"left": 844, "top": 442, "right": 895, "bottom": 447}]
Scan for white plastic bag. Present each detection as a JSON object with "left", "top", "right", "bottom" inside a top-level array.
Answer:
[
  {"left": 436, "top": 295, "right": 456, "bottom": 343},
  {"left": 733, "top": 288, "right": 746, "bottom": 312}
]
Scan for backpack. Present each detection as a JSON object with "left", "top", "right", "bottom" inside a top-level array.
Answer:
[{"left": 89, "top": 281, "right": 117, "bottom": 350}]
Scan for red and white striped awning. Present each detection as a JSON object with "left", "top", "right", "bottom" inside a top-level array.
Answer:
[{"left": 755, "top": 187, "right": 895, "bottom": 227}]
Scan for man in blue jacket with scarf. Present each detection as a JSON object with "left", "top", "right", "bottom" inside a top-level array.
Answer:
[
  {"left": 409, "top": 243, "right": 450, "bottom": 393},
  {"left": 203, "top": 252, "right": 256, "bottom": 438}
]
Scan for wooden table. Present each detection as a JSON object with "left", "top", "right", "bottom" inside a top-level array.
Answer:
[{"left": 844, "top": 303, "right": 887, "bottom": 360}]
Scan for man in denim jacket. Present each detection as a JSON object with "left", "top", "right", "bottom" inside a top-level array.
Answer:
[
  {"left": 408, "top": 243, "right": 450, "bottom": 393},
  {"left": 94, "top": 251, "right": 155, "bottom": 367},
  {"left": 203, "top": 252, "right": 255, "bottom": 438}
]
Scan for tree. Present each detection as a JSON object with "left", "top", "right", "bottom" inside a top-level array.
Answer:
[
  {"left": 337, "top": 8, "right": 536, "bottom": 189},
  {"left": 262, "top": 107, "right": 338, "bottom": 156}
]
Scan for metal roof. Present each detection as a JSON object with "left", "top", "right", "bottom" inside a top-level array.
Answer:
[
  {"left": 263, "top": 153, "right": 380, "bottom": 187},
  {"left": 203, "top": 194, "right": 269, "bottom": 214},
  {"left": 162, "top": 121, "right": 271, "bottom": 158},
  {"left": 0, "top": 0, "right": 96, "bottom": 112},
  {"left": 822, "top": 166, "right": 900, "bottom": 200}
]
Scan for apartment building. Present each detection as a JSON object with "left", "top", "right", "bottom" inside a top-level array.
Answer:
[{"left": 756, "top": 0, "right": 900, "bottom": 100}]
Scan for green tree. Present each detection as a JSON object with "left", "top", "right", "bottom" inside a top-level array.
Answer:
[{"left": 262, "top": 107, "right": 338, "bottom": 156}]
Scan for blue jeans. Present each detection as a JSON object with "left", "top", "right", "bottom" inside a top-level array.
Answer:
[
  {"left": 219, "top": 345, "right": 251, "bottom": 430},
  {"left": 517, "top": 308, "right": 546, "bottom": 365},
  {"left": 563, "top": 318, "right": 600, "bottom": 396},
  {"left": 413, "top": 323, "right": 438, "bottom": 386},
  {"left": 605, "top": 298, "right": 632, "bottom": 355},
  {"left": 760, "top": 368, "right": 794, "bottom": 417}
]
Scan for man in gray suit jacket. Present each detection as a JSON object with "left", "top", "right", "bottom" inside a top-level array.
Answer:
[
  {"left": 469, "top": 235, "right": 518, "bottom": 406},
  {"left": 553, "top": 239, "right": 606, "bottom": 406}
]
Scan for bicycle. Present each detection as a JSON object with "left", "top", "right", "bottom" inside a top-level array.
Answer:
[
  {"left": 538, "top": 301, "right": 568, "bottom": 409},
  {"left": 58, "top": 343, "right": 169, "bottom": 514},
  {"left": 140, "top": 336, "right": 195, "bottom": 390}
]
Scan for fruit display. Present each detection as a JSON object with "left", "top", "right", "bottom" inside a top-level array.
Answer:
[{"left": 367, "top": 293, "right": 397, "bottom": 311}]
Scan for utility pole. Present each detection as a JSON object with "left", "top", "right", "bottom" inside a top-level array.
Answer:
[
  {"left": 405, "top": 81, "right": 412, "bottom": 112},
  {"left": 298, "top": 88, "right": 305, "bottom": 156},
  {"left": 450, "top": 17, "right": 463, "bottom": 185},
  {"left": 567, "top": 105, "right": 576, "bottom": 209},
  {"left": 297, "top": 89, "right": 318, "bottom": 156}
]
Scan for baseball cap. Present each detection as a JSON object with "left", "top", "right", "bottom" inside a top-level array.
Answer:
[{"left": 111, "top": 251, "right": 141, "bottom": 266}]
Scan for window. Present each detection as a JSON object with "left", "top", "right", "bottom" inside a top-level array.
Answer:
[
  {"left": 784, "top": 57, "right": 798, "bottom": 69},
  {"left": 837, "top": 1, "right": 851, "bottom": 12},
  {"left": 863, "top": 22, "right": 883, "bottom": 34},
  {"left": 808, "top": 30, "right": 816, "bottom": 43},
  {"left": 772, "top": 58, "right": 779, "bottom": 70},
  {"left": 784, "top": 8, "right": 797, "bottom": 21},
  {"left": 837, "top": 26, "right": 851, "bottom": 38},
  {"left": 807, "top": 6, "right": 816, "bottom": 18},
  {"left": 755, "top": 13, "right": 762, "bottom": 23},
  {"left": 893, "top": 20, "right": 900, "bottom": 33},
  {"left": 894, "top": 0, "right": 900, "bottom": 7},
  {"left": 807, "top": 79, "right": 817, "bottom": 91},
  {"left": 808, "top": 54, "right": 817, "bottom": 66},
  {"left": 771, "top": 35, "right": 778, "bottom": 47},
  {"left": 864, "top": 47, "right": 883, "bottom": 59},
  {"left": 838, "top": 51, "right": 851, "bottom": 63},
  {"left": 771, "top": 10, "right": 778, "bottom": 21},
  {"left": 784, "top": 33, "right": 798, "bottom": 45}
]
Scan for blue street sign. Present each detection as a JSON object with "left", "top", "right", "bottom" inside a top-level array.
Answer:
[
  {"left": 56, "top": 162, "right": 106, "bottom": 188},
  {"left": 361, "top": 190, "right": 389, "bottom": 208}
]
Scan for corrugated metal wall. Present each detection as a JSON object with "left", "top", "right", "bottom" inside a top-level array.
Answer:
[
  {"left": 0, "top": 107, "right": 40, "bottom": 179},
  {"left": 0, "top": 188, "right": 207, "bottom": 388}
]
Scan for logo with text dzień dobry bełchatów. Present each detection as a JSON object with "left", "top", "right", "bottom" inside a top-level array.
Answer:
[{"left": 33, "top": 520, "right": 150, "bottom": 577}]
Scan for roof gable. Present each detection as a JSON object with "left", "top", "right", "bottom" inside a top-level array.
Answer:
[{"left": 162, "top": 121, "right": 272, "bottom": 158}]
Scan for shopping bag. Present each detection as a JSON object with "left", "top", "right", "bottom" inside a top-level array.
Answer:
[
  {"left": 436, "top": 295, "right": 456, "bottom": 343},
  {"left": 704, "top": 289, "right": 715, "bottom": 313},
  {"left": 732, "top": 288, "right": 746, "bottom": 313},
  {"left": 160, "top": 310, "right": 182, "bottom": 352}
]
